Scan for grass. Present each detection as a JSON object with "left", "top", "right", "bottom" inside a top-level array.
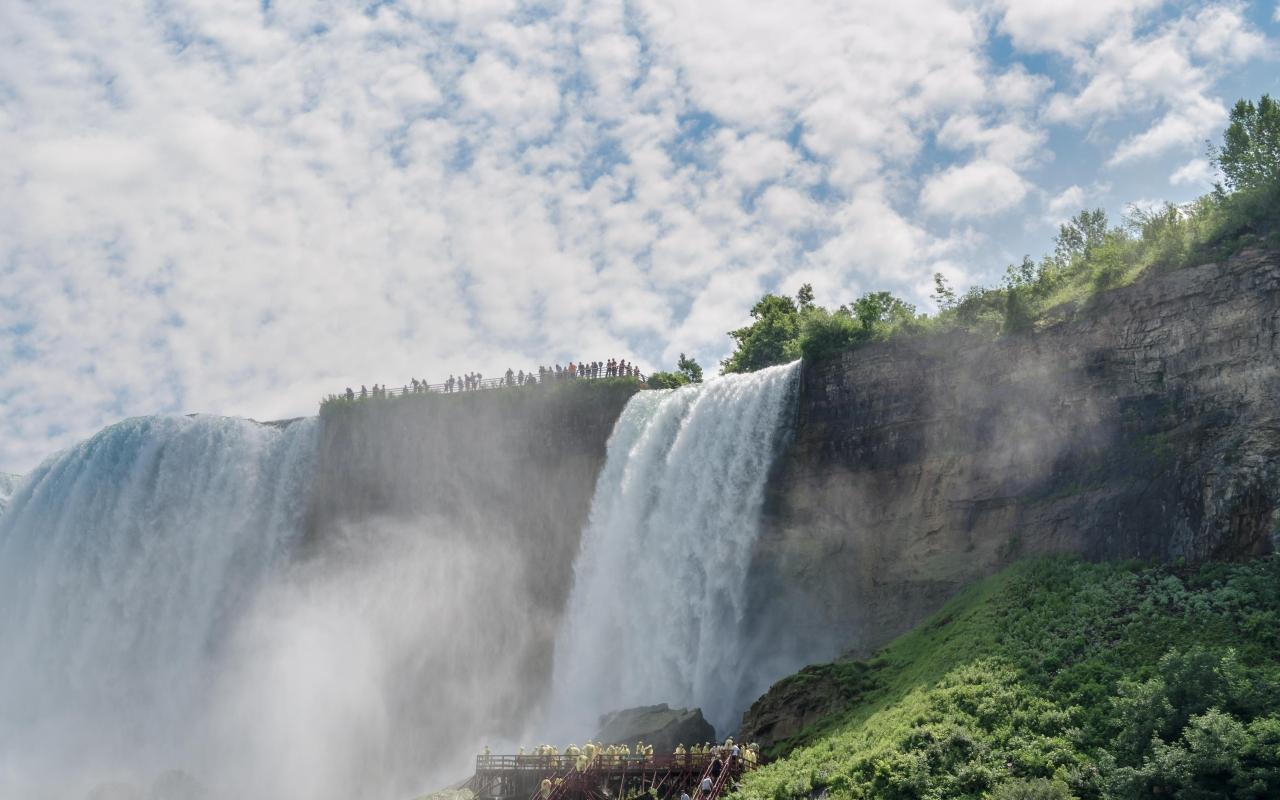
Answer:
[{"left": 735, "top": 556, "right": 1280, "bottom": 800}]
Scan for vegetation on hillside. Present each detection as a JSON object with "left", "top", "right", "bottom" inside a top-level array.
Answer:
[
  {"left": 722, "top": 94, "right": 1280, "bottom": 375},
  {"left": 735, "top": 557, "right": 1280, "bottom": 800}
]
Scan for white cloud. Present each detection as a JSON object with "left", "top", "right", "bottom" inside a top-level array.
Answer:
[
  {"left": 1170, "top": 158, "right": 1216, "bottom": 187},
  {"left": 936, "top": 114, "right": 1046, "bottom": 168},
  {"left": 1037, "top": 3, "right": 1267, "bottom": 166},
  {"left": 919, "top": 160, "right": 1030, "bottom": 219},
  {"left": 1109, "top": 96, "right": 1225, "bottom": 165},
  {"left": 0, "top": 0, "right": 1272, "bottom": 472},
  {"left": 994, "top": 0, "right": 1164, "bottom": 54},
  {"left": 1046, "top": 185, "right": 1085, "bottom": 220},
  {"left": 992, "top": 65, "right": 1052, "bottom": 108}
]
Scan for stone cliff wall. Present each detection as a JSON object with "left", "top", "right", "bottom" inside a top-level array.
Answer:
[
  {"left": 751, "top": 248, "right": 1280, "bottom": 663},
  {"left": 307, "top": 380, "right": 637, "bottom": 607},
  {"left": 302, "top": 380, "right": 638, "bottom": 747}
]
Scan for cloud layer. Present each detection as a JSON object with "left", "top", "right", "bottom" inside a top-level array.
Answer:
[{"left": 0, "top": 0, "right": 1273, "bottom": 470}]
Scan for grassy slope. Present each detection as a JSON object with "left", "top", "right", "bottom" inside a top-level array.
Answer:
[{"left": 736, "top": 557, "right": 1280, "bottom": 800}]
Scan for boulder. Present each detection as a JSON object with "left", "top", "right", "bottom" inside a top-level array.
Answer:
[{"left": 593, "top": 704, "right": 716, "bottom": 753}]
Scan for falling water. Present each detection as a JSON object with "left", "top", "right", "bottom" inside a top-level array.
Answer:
[
  {"left": 0, "top": 415, "right": 317, "bottom": 799},
  {"left": 0, "top": 472, "right": 20, "bottom": 515},
  {"left": 547, "top": 361, "right": 800, "bottom": 737}
]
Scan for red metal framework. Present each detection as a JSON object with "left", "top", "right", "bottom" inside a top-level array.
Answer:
[{"left": 464, "top": 753, "right": 755, "bottom": 800}]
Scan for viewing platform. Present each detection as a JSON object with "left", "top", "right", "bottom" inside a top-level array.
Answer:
[{"left": 465, "top": 752, "right": 755, "bottom": 800}]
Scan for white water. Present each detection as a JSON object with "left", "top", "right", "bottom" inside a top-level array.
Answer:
[
  {"left": 0, "top": 472, "right": 20, "bottom": 514},
  {"left": 547, "top": 362, "right": 800, "bottom": 737},
  {"left": 0, "top": 415, "right": 317, "bottom": 799}
]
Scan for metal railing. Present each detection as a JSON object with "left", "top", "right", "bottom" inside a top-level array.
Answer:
[
  {"left": 334, "top": 367, "right": 646, "bottom": 401},
  {"left": 474, "top": 752, "right": 752, "bottom": 773}
]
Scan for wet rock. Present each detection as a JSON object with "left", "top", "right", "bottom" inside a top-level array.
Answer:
[
  {"left": 750, "top": 247, "right": 1280, "bottom": 668},
  {"left": 593, "top": 704, "right": 716, "bottom": 753}
]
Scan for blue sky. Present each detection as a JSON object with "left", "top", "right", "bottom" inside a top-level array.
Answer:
[{"left": 0, "top": 0, "right": 1277, "bottom": 472}]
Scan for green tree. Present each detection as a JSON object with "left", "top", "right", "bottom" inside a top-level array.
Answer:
[
  {"left": 846, "top": 291, "right": 916, "bottom": 338},
  {"left": 1213, "top": 95, "right": 1280, "bottom": 193},
  {"left": 932, "top": 272, "right": 958, "bottom": 311},
  {"left": 721, "top": 293, "right": 802, "bottom": 373},
  {"left": 798, "top": 307, "right": 861, "bottom": 361},
  {"left": 646, "top": 371, "right": 687, "bottom": 389},
  {"left": 1054, "top": 209, "right": 1109, "bottom": 266},
  {"left": 676, "top": 353, "right": 703, "bottom": 383},
  {"left": 796, "top": 282, "right": 816, "bottom": 311}
]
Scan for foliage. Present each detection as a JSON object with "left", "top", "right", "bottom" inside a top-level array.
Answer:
[
  {"left": 721, "top": 294, "right": 804, "bottom": 374},
  {"left": 722, "top": 283, "right": 924, "bottom": 372},
  {"left": 647, "top": 353, "right": 704, "bottom": 389},
  {"left": 1213, "top": 94, "right": 1280, "bottom": 193},
  {"left": 720, "top": 94, "right": 1280, "bottom": 375},
  {"left": 734, "top": 557, "right": 1280, "bottom": 800},
  {"left": 677, "top": 353, "right": 704, "bottom": 384},
  {"left": 646, "top": 371, "right": 688, "bottom": 389}
]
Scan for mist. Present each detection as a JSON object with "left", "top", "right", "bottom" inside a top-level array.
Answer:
[{"left": 0, "top": 372, "right": 820, "bottom": 799}]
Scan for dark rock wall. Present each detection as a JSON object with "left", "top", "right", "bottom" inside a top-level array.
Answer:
[
  {"left": 751, "top": 248, "right": 1280, "bottom": 664},
  {"left": 300, "top": 380, "right": 638, "bottom": 764}
]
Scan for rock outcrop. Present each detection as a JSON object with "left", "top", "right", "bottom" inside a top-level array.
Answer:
[
  {"left": 748, "top": 248, "right": 1280, "bottom": 667},
  {"left": 593, "top": 704, "right": 716, "bottom": 752},
  {"left": 737, "top": 661, "right": 875, "bottom": 753}
]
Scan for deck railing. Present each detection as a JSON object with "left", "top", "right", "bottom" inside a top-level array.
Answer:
[{"left": 336, "top": 368, "right": 646, "bottom": 401}]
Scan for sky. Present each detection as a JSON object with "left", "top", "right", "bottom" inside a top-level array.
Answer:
[{"left": 0, "top": 0, "right": 1277, "bottom": 473}]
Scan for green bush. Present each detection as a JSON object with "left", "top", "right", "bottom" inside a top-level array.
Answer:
[
  {"left": 990, "top": 777, "right": 1077, "bottom": 800},
  {"left": 646, "top": 371, "right": 688, "bottom": 389},
  {"left": 734, "top": 557, "right": 1280, "bottom": 800},
  {"left": 798, "top": 309, "right": 862, "bottom": 361}
]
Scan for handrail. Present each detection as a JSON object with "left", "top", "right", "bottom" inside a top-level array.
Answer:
[
  {"left": 476, "top": 753, "right": 710, "bottom": 772},
  {"left": 332, "top": 368, "right": 646, "bottom": 402}
]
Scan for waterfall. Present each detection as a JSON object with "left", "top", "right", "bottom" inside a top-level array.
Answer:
[
  {"left": 0, "top": 472, "right": 20, "bottom": 515},
  {"left": 547, "top": 361, "right": 800, "bottom": 737},
  {"left": 0, "top": 414, "right": 317, "bottom": 798}
]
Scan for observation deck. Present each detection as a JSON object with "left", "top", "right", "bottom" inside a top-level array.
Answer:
[{"left": 465, "top": 752, "right": 754, "bottom": 800}]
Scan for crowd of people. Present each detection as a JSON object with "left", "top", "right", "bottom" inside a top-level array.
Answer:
[
  {"left": 334, "top": 358, "right": 644, "bottom": 403},
  {"left": 476, "top": 738, "right": 758, "bottom": 800},
  {"left": 478, "top": 737, "right": 759, "bottom": 777}
]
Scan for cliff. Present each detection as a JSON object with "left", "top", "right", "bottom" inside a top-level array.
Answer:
[
  {"left": 749, "top": 247, "right": 1280, "bottom": 666},
  {"left": 301, "top": 380, "right": 638, "bottom": 776}
]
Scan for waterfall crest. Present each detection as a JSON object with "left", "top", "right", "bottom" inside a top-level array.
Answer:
[
  {"left": 547, "top": 362, "right": 800, "bottom": 736},
  {"left": 0, "top": 414, "right": 317, "bottom": 797}
]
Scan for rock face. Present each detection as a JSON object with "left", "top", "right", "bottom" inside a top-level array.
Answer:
[
  {"left": 748, "top": 248, "right": 1280, "bottom": 667},
  {"left": 737, "top": 662, "right": 875, "bottom": 753},
  {"left": 593, "top": 704, "right": 717, "bottom": 752},
  {"left": 303, "top": 381, "right": 639, "bottom": 777}
]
